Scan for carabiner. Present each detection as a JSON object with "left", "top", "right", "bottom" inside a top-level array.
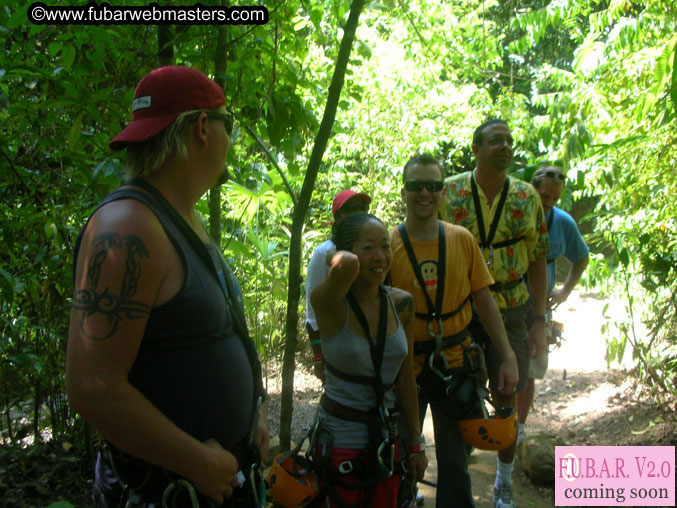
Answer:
[
  {"left": 377, "top": 439, "right": 395, "bottom": 476},
  {"left": 427, "top": 350, "right": 453, "bottom": 382},
  {"left": 249, "top": 463, "right": 262, "bottom": 507},
  {"left": 426, "top": 317, "right": 445, "bottom": 353},
  {"left": 379, "top": 405, "right": 390, "bottom": 425},
  {"left": 464, "top": 342, "right": 487, "bottom": 376},
  {"left": 162, "top": 479, "right": 199, "bottom": 508},
  {"left": 425, "top": 320, "right": 436, "bottom": 341}
]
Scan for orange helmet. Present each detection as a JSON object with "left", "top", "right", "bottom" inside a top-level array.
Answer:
[
  {"left": 267, "top": 452, "right": 320, "bottom": 507},
  {"left": 458, "top": 403, "right": 516, "bottom": 451}
]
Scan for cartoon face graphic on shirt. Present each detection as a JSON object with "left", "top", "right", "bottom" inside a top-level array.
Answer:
[{"left": 413, "top": 259, "right": 438, "bottom": 291}]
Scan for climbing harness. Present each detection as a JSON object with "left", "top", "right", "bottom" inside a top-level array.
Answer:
[
  {"left": 396, "top": 222, "right": 476, "bottom": 387},
  {"left": 469, "top": 174, "right": 527, "bottom": 290},
  {"left": 77, "top": 181, "right": 267, "bottom": 508},
  {"left": 309, "top": 285, "right": 401, "bottom": 508}
]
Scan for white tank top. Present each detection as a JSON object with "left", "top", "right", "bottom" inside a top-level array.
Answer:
[{"left": 319, "top": 291, "right": 408, "bottom": 449}]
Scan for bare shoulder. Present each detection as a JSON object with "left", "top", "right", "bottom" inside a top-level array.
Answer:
[
  {"left": 85, "top": 198, "right": 167, "bottom": 238},
  {"left": 387, "top": 286, "right": 414, "bottom": 316},
  {"left": 74, "top": 199, "right": 178, "bottom": 313},
  {"left": 67, "top": 199, "right": 183, "bottom": 385},
  {"left": 79, "top": 199, "right": 172, "bottom": 262}
]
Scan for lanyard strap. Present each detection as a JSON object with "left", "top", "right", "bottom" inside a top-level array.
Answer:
[
  {"left": 470, "top": 173, "right": 511, "bottom": 248},
  {"left": 345, "top": 286, "right": 388, "bottom": 408},
  {"left": 397, "top": 222, "right": 446, "bottom": 321}
]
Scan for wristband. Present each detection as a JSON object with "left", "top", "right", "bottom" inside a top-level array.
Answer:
[
  {"left": 533, "top": 314, "right": 546, "bottom": 323},
  {"left": 409, "top": 434, "right": 426, "bottom": 453},
  {"left": 310, "top": 339, "right": 322, "bottom": 347}
]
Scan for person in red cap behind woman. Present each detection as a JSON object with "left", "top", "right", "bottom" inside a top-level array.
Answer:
[
  {"left": 305, "top": 190, "right": 371, "bottom": 381},
  {"left": 66, "top": 66, "right": 269, "bottom": 508}
]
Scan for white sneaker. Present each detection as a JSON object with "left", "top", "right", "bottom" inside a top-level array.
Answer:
[{"left": 493, "top": 482, "right": 517, "bottom": 508}]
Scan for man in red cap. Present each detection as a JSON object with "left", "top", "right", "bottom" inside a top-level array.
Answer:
[
  {"left": 305, "top": 189, "right": 371, "bottom": 381},
  {"left": 67, "top": 66, "right": 269, "bottom": 508}
]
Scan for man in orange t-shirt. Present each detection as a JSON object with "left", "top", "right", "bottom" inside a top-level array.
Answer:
[{"left": 389, "top": 153, "right": 518, "bottom": 508}]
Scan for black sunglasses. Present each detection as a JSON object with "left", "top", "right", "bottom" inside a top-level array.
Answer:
[
  {"left": 405, "top": 180, "right": 444, "bottom": 192},
  {"left": 205, "top": 112, "right": 234, "bottom": 137}
]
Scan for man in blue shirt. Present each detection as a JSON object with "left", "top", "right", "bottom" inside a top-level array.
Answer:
[{"left": 517, "top": 165, "right": 589, "bottom": 442}]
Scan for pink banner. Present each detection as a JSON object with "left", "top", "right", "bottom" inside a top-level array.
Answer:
[{"left": 555, "top": 446, "right": 675, "bottom": 506}]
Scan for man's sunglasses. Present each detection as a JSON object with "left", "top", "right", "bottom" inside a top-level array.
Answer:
[
  {"left": 405, "top": 180, "right": 444, "bottom": 192},
  {"left": 205, "top": 112, "right": 234, "bottom": 137}
]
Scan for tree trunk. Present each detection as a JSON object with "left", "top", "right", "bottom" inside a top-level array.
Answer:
[
  {"left": 158, "top": 25, "right": 174, "bottom": 67},
  {"left": 32, "top": 381, "right": 41, "bottom": 442},
  {"left": 210, "top": 22, "right": 228, "bottom": 243},
  {"left": 278, "top": 0, "right": 367, "bottom": 451}
]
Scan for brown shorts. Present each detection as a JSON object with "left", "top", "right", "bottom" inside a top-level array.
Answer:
[{"left": 468, "top": 303, "right": 530, "bottom": 393}]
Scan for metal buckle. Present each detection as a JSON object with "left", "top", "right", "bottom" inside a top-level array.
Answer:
[
  {"left": 484, "top": 245, "right": 494, "bottom": 267},
  {"left": 338, "top": 461, "right": 353, "bottom": 474},
  {"left": 464, "top": 342, "right": 486, "bottom": 376}
]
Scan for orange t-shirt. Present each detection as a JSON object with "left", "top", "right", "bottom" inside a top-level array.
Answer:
[{"left": 389, "top": 221, "right": 494, "bottom": 376}]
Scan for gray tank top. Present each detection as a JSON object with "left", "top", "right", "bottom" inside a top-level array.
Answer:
[{"left": 319, "top": 291, "right": 408, "bottom": 449}]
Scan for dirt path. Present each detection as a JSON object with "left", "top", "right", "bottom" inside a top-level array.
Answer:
[
  {"left": 266, "top": 289, "right": 676, "bottom": 508},
  {"left": 407, "top": 290, "right": 672, "bottom": 507},
  {"left": 3, "top": 293, "right": 673, "bottom": 508}
]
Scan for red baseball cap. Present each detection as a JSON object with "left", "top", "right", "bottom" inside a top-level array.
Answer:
[
  {"left": 109, "top": 66, "right": 225, "bottom": 151},
  {"left": 332, "top": 190, "right": 371, "bottom": 217}
]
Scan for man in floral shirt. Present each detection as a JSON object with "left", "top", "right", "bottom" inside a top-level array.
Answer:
[{"left": 444, "top": 119, "right": 548, "bottom": 508}]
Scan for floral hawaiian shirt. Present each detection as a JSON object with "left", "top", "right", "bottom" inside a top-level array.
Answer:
[{"left": 444, "top": 171, "right": 549, "bottom": 309}]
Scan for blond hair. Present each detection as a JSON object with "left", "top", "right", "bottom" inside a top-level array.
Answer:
[{"left": 124, "top": 109, "right": 214, "bottom": 180}]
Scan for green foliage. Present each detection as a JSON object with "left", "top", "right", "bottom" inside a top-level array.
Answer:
[
  {"left": 560, "top": 1, "right": 677, "bottom": 400},
  {"left": 2, "top": 1, "right": 676, "bottom": 494},
  {"left": 1, "top": 6, "right": 146, "bottom": 446}
]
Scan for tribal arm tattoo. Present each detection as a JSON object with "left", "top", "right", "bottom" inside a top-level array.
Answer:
[{"left": 73, "top": 232, "right": 151, "bottom": 341}]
